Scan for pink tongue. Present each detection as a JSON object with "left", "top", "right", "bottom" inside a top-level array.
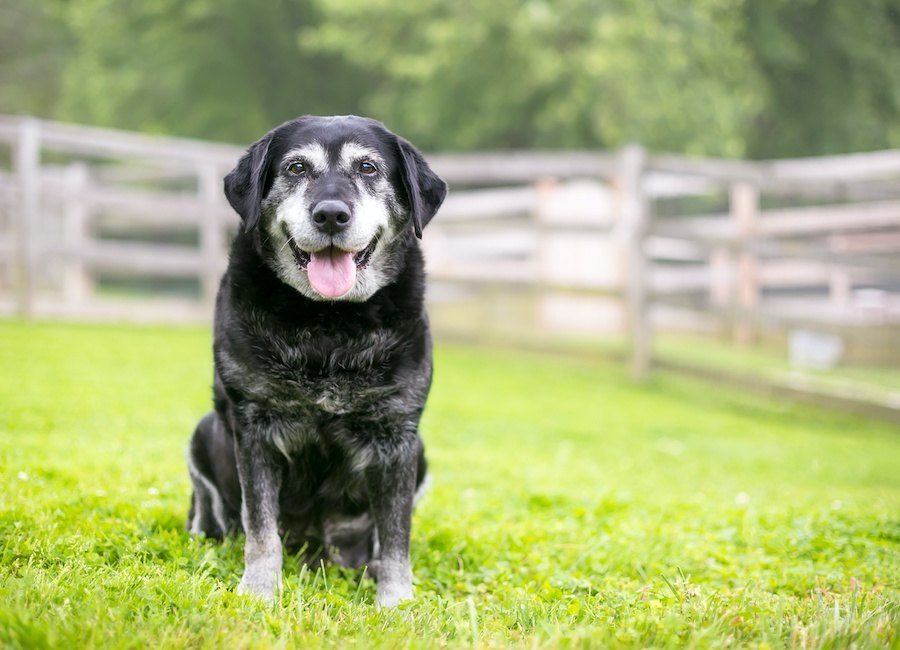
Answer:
[{"left": 307, "top": 248, "right": 357, "bottom": 298}]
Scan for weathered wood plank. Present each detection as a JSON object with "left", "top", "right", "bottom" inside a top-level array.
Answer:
[
  {"left": 198, "top": 162, "right": 227, "bottom": 304},
  {"left": 647, "top": 154, "right": 764, "bottom": 182},
  {"left": 758, "top": 200, "right": 900, "bottom": 235},
  {"left": 650, "top": 259, "right": 894, "bottom": 295},
  {"left": 649, "top": 216, "right": 736, "bottom": 242},
  {"left": 619, "top": 144, "right": 651, "bottom": 380},
  {"left": 439, "top": 186, "right": 538, "bottom": 220},
  {"left": 647, "top": 149, "right": 900, "bottom": 186},
  {"left": 62, "top": 162, "right": 92, "bottom": 304},
  {"left": 0, "top": 296, "right": 212, "bottom": 324},
  {"left": 72, "top": 242, "right": 205, "bottom": 276},
  {"left": 768, "top": 149, "right": 900, "bottom": 181},
  {"left": 652, "top": 294, "right": 900, "bottom": 328},
  {"left": 15, "top": 117, "right": 41, "bottom": 317},
  {"left": 9, "top": 116, "right": 241, "bottom": 166},
  {"left": 430, "top": 151, "right": 618, "bottom": 184},
  {"left": 644, "top": 236, "right": 707, "bottom": 262},
  {"left": 650, "top": 200, "right": 900, "bottom": 241},
  {"left": 42, "top": 183, "right": 232, "bottom": 225}
]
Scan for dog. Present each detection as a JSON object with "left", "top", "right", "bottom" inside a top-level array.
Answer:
[{"left": 185, "top": 115, "right": 447, "bottom": 608}]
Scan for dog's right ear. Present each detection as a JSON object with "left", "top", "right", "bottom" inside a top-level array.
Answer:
[{"left": 224, "top": 133, "right": 273, "bottom": 232}]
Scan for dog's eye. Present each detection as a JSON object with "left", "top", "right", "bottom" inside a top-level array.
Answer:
[
  {"left": 357, "top": 161, "right": 378, "bottom": 176},
  {"left": 287, "top": 161, "right": 306, "bottom": 176}
]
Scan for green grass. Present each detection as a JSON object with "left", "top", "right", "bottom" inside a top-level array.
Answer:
[
  {"left": 654, "top": 333, "right": 900, "bottom": 405},
  {"left": 1, "top": 320, "right": 898, "bottom": 649}
]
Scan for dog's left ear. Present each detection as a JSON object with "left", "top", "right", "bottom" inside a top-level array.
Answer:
[
  {"left": 396, "top": 137, "right": 448, "bottom": 238},
  {"left": 224, "top": 133, "right": 273, "bottom": 232}
]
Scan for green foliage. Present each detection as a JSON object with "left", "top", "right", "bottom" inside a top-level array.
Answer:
[
  {"left": 301, "top": 0, "right": 761, "bottom": 154},
  {"left": 1, "top": 320, "right": 899, "bottom": 648},
  {"left": 743, "top": 0, "right": 900, "bottom": 157},
  {"left": 3, "top": 0, "right": 900, "bottom": 155},
  {"left": 0, "top": 0, "right": 70, "bottom": 118},
  {"left": 53, "top": 0, "right": 369, "bottom": 143}
]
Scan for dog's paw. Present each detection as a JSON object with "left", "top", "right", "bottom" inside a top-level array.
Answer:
[
  {"left": 375, "top": 581, "right": 413, "bottom": 609},
  {"left": 237, "top": 567, "right": 281, "bottom": 604}
]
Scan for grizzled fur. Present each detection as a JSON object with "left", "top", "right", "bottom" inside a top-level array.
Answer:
[{"left": 186, "top": 115, "right": 447, "bottom": 609}]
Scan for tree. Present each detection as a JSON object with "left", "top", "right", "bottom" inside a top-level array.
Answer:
[
  {"left": 6, "top": 0, "right": 900, "bottom": 157},
  {"left": 743, "top": 0, "right": 900, "bottom": 157},
  {"left": 54, "top": 0, "right": 370, "bottom": 143},
  {"left": 0, "top": 0, "right": 70, "bottom": 118},
  {"left": 300, "top": 0, "right": 761, "bottom": 155}
]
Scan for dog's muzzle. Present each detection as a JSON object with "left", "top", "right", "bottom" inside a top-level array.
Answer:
[{"left": 285, "top": 225, "right": 380, "bottom": 299}]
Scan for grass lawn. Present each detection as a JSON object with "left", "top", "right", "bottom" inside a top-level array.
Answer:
[
  {"left": 1, "top": 320, "right": 898, "bottom": 648},
  {"left": 652, "top": 334, "right": 900, "bottom": 408}
]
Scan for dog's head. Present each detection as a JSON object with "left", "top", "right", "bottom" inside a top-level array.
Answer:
[{"left": 224, "top": 115, "right": 447, "bottom": 302}]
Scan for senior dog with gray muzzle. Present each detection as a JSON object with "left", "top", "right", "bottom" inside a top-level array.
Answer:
[{"left": 185, "top": 115, "right": 446, "bottom": 608}]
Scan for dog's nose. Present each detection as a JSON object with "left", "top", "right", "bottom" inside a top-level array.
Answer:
[{"left": 311, "top": 200, "right": 352, "bottom": 235}]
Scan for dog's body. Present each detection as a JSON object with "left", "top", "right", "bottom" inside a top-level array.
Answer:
[{"left": 186, "top": 116, "right": 446, "bottom": 608}]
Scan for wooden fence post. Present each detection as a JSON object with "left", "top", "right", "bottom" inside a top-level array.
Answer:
[
  {"left": 62, "top": 162, "right": 92, "bottom": 305},
  {"left": 198, "top": 162, "right": 223, "bottom": 307},
  {"left": 829, "top": 269, "right": 851, "bottom": 309},
  {"left": 534, "top": 176, "right": 558, "bottom": 334},
  {"left": 709, "top": 246, "right": 732, "bottom": 336},
  {"left": 619, "top": 144, "right": 650, "bottom": 381},
  {"left": 730, "top": 181, "right": 760, "bottom": 345},
  {"left": 14, "top": 117, "right": 41, "bottom": 317}
]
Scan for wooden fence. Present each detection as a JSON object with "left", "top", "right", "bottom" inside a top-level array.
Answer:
[
  {"left": 1, "top": 116, "right": 898, "bottom": 417},
  {"left": 0, "top": 116, "right": 240, "bottom": 321},
  {"left": 635, "top": 148, "right": 900, "bottom": 375},
  {"left": 0, "top": 116, "right": 639, "bottom": 328}
]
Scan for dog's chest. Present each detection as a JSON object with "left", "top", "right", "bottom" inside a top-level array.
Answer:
[{"left": 243, "top": 327, "right": 404, "bottom": 415}]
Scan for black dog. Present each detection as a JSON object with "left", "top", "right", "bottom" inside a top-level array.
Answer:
[{"left": 186, "top": 115, "right": 447, "bottom": 608}]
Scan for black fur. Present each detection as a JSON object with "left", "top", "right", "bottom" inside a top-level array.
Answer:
[{"left": 186, "top": 116, "right": 446, "bottom": 607}]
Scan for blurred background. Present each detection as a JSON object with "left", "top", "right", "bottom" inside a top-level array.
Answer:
[{"left": 1, "top": 0, "right": 899, "bottom": 419}]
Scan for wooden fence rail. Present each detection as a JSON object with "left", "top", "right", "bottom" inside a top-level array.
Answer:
[{"left": 1, "top": 115, "right": 899, "bottom": 417}]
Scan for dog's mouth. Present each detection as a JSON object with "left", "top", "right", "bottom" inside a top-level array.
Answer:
[
  {"left": 287, "top": 236, "right": 378, "bottom": 271},
  {"left": 286, "top": 234, "right": 379, "bottom": 299}
]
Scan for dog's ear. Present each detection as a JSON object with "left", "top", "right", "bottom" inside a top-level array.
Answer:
[
  {"left": 224, "top": 133, "right": 273, "bottom": 232},
  {"left": 396, "top": 137, "right": 448, "bottom": 238}
]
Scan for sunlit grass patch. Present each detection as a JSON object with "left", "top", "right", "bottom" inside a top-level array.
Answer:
[{"left": 1, "top": 320, "right": 898, "bottom": 648}]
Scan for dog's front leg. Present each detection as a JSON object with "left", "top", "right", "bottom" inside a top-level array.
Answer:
[
  {"left": 235, "top": 437, "right": 283, "bottom": 603},
  {"left": 366, "top": 447, "right": 417, "bottom": 609}
]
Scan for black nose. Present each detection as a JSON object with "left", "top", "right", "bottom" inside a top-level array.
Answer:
[{"left": 311, "top": 200, "right": 352, "bottom": 235}]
